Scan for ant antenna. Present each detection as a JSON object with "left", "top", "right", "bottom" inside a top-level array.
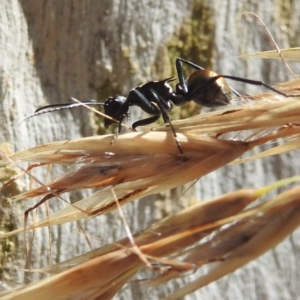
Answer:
[{"left": 21, "top": 100, "right": 104, "bottom": 123}]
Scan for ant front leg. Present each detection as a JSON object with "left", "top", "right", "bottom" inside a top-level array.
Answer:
[
  {"left": 132, "top": 115, "right": 160, "bottom": 130},
  {"left": 103, "top": 97, "right": 129, "bottom": 145},
  {"left": 127, "top": 88, "right": 162, "bottom": 129}
]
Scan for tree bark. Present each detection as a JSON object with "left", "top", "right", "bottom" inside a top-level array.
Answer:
[{"left": 1, "top": 0, "right": 300, "bottom": 299}]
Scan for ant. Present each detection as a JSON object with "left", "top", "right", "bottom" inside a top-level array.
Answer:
[{"left": 29, "top": 58, "right": 298, "bottom": 154}]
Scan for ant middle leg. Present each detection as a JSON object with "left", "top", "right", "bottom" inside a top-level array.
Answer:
[
  {"left": 150, "top": 91, "right": 183, "bottom": 154},
  {"left": 129, "top": 88, "right": 183, "bottom": 154}
]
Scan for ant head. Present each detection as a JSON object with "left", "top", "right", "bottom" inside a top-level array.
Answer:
[{"left": 104, "top": 96, "right": 127, "bottom": 128}]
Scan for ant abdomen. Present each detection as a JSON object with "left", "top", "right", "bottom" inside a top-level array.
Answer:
[{"left": 186, "top": 69, "right": 232, "bottom": 107}]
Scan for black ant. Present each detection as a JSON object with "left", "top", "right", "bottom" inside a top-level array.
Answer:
[{"left": 28, "top": 58, "right": 298, "bottom": 154}]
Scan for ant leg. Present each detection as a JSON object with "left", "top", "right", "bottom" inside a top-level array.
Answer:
[
  {"left": 127, "top": 88, "right": 183, "bottom": 154},
  {"left": 111, "top": 111, "right": 132, "bottom": 144},
  {"left": 110, "top": 89, "right": 161, "bottom": 143},
  {"left": 177, "top": 58, "right": 293, "bottom": 97},
  {"left": 176, "top": 58, "right": 295, "bottom": 98},
  {"left": 110, "top": 121, "right": 123, "bottom": 145},
  {"left": 175, "top": 58, "right": 189, "bottom": 94},
  {"left": 107, "top": 101, "right": 130, "bottom": 145},
  {"left": 187, "top": 75, "right": 241, "bottom": 101},
  {"left": 218, "top": 74, "right": 299, "bottom": 97},
  {"left": 228, "top": 85, "right": 242, "bottom": 97},
  {"left": 176, "top": 57, "right": 205, "bottom": 71},
  {"left": 118, "top": 116, "right": 124, "bottom": 135},
  {"left": 150, "top": 91, "right": 183, "bottom": 154},
  {"left": 132, "top": 115, "right": 160, "bottom": 130},
  {"left": 128, "top": 89, "right": 163, "bottom": 126},
  {"left": 129, "top": 89, "right": 162, "bottom": 115},
  {"left": 175, "top": 58, "right": 206, "bottom": 97},
  {"left": 188, "top": 75, "right": 224, "bottom": 99},
  {"left": 162, "top": 111, "right": 183, "bottom": 154}
]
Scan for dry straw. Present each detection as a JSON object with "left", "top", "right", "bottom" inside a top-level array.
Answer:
[{"left": 1, "top": 79, "right": 300, "bottom": 299}]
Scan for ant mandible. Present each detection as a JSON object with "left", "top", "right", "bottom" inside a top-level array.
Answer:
[{"left": 29, "top": 58, "right": 297, "bottom": 154}]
